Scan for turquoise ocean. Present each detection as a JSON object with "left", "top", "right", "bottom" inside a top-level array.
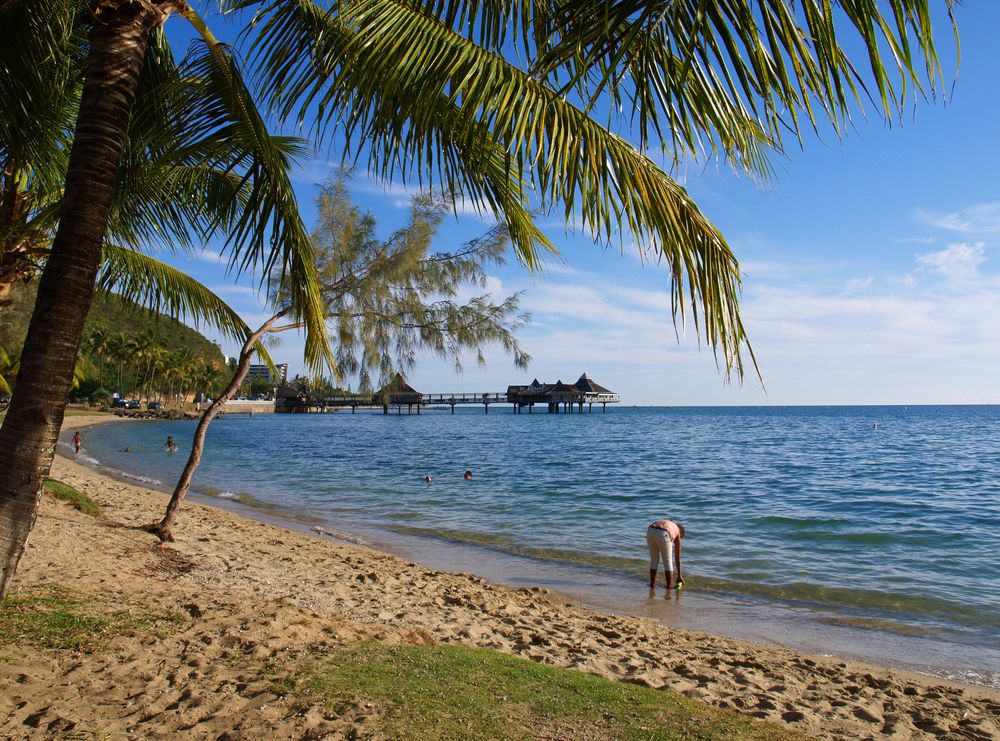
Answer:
[{"left": 71, "top": 405, "right": 1000, "bottom": 687}]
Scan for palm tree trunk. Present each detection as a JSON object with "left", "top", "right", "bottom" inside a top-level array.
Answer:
[
  {"left": 152, "top": 311, "right": 286, "bottom": 541},
  {"left": 0, "top": 1, "right": 163, "bottom": 599}
]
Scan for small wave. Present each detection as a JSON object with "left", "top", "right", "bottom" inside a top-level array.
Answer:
[
  {"left": 391, "top": 525, "right": 998, "bottom": 631},
  {"left": 392, "top": 525, "right": 644, "bottom": 572},
  {"left": 817, "top": 615, "right": 934, "bottom": 636},
  {"left": 76, "top": 454, "right": 100, "bottom": 466},
  {"left": 936, "top": 668, "right": 1000, "bottom": 690},
  {"left": 782, "top": 530, "right": 917, "bottom": 545},
  {"left": 753, "top": 515, "right": 851, "bottom": 527},
  {"left": 218, "top": 491, "right": 238, "bottom": 500},
  {"left": 120, "top": 472, "right": 163, "bottom": 486}
]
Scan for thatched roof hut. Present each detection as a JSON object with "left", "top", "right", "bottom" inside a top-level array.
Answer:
[{"left": 375, "top": 373, "right": 423, "bottom": 405}]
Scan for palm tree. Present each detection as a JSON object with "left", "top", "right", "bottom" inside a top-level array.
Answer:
[
  {"left": 84, "top": 328, "right": 111, "bottom": 389},
  {"left": 143, "top": 344, "right": 168, "bottom": 400},
  {"left": 0, "top": 0, "right": 327, "bottom": 596},
  {"left": 0, "top": 0, "right": 953, "bottom": 598}
]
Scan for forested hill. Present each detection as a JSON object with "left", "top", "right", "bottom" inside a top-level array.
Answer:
[
  {"left": 84, "top": 293, "right": 225, "bottom": 364},
  {"left": 1, "top": 282, "right": 224, "bottom": 364},
  {"left": 1, "top": 283, "right": 228, "bottom": 402}
]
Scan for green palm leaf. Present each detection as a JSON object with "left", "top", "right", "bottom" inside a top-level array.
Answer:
[
  {"left": 531, "top": 0, "right": 951, "bottom": 155},
  {"left": 98, "top": 244, "right": 274, "bottom": 368},
  {"left": 241, "top": 0, "right": 752, "bottom": 375},
  {"left": 170, "top": 19, "right": 331, "bottom": 372}
]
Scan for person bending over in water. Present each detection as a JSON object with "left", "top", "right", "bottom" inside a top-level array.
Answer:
[{"left": 647, "top": 518, "right": 685, "bottom": 591}]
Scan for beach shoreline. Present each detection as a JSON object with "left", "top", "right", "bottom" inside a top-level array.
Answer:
[
  {"left": 1, "top": 412, "right": 996, "bottom": 739},
  {"left": 66, "top": 412, "right": 1000, "bottom": 691}
]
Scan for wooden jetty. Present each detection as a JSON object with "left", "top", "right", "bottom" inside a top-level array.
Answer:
[{"left": 275, "top": 373, "right": 620, "bottom": 415}]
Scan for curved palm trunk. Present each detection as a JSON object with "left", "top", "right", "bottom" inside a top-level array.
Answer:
[
  {"left": 153, "top": 311, "right": 286, "bottom": 541},
  {"left": 0, "top": 1, "right": 163, "bottom": 598}
]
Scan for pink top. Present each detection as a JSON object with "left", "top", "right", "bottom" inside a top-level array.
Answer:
[{"left": 649, "top": 519, "right": 681, "bottom": 540}]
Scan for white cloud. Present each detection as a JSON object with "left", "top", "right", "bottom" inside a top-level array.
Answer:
[
  {"left": 845, "top": 277, "right": 875, "bottom": 291},
  {"left": 916, "top": 242, "right": 987, "bottom": 282},
  {"left": 452, "top": 275, "right": 505, "bottom": 304},
  {"left": 194, "top": 248, "right": 226, "bottom": 264},
  {"left": 209, "top": 285, "right": 261, "bottom": 298},
  {"left": 193, "top": 238, "right": 1000, "bottom": 405},
  {"left": 915, "top": 203, "right": 1000, "bottom": 234}
]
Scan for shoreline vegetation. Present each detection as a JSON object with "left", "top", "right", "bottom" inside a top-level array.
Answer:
[{"left": 2, "top": 416, "right": 997, "bottom": 739}]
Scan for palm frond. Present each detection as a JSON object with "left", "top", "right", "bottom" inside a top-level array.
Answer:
[
  {"left": 532, "top": 0, "right": 953, "bottom": 154},
  {"left": 241, "top": 0, "right": 752, "bottom": 374},
  {"left": 98, "top": 244, "right": 271, "bottom": 367},
  {"left": 0, "top": 0, "right": 83, "bottom": 242},
  {"left": 171, "top": 14, "right": 331, "bottom": 373}
]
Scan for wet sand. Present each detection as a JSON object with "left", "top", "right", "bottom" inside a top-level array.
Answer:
[{"left": 1, "top": 414, "right": 997, "bottom": 739}]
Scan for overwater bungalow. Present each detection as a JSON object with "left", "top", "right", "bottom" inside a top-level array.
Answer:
[
  {"left": 376, "top": 372, "right": 423, "bottom": 412},
  {"left": 275, "top": 385, "right": 317, "bottom": 412},
  {"left": 506, "top": 373, "right": 620, "bottom": 413}
]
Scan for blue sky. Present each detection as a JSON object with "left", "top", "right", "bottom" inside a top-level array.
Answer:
[{"left": 159, "top": 3, "right": 1000, "bottom": 406}]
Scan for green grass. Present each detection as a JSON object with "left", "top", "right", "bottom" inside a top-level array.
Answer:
[
  {"left": 63, "top": 408, "right": 110, "bottom": 417},
  {"left": 0, "top": 586, "right": 175, "bottom": 652},
  {"left": 272, "top": 642, "right": 808, "bottom": 740},
  {"left": 44, "top": 478, "right": 102, "bottom": 516}
]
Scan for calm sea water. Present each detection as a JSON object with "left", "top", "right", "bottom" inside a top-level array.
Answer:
[{"left": 74, "top": 405, "right": 1000, "bottom": 686}]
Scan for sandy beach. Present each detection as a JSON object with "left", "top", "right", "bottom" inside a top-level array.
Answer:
[{"left": 1, "top": 414, "right": 997, "bottom": 739}]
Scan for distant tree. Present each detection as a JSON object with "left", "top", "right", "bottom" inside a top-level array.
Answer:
[
  {"left": 249, "top": 377, "right": 273, "bottom": 397},
  {"left": 314, "top": 175, "right": 530, "bottom": 392},
  {"left": 287, "top": 374, "right": 310, "bottom": 390},
  {"left": 151, "top": 178, "right": 531, "bottom": 540}
]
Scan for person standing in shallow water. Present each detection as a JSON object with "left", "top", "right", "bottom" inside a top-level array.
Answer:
[
  {"left": 647, "top": 518, "right": 685, "bottom": 591},
  {"left": 73, "top": 432, "right": 82, "bottom": 456}
]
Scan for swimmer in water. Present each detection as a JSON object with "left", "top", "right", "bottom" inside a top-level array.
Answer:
[
  {"left": 166, "top": 435, "right": 177, "bottom": 453},
  {"left": 120, "top": 447, "right": 132, "bottom": 453},
  {"left": 464, "top": 470, "right": 473, "bottom": 480},
  {"left": 424, "top": 475, "right": 433, "bottom": 483}
]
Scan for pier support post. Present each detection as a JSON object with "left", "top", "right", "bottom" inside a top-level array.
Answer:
[{"left": 450, "top": 404, "right": 455, "bottom": 414}]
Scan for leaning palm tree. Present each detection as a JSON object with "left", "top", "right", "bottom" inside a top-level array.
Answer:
[
  {"left": 0, "top": 0, "right": 954, "bottom": 599},
  {"left": 0, "top": 0, "right": 326, "bottom": 596}
]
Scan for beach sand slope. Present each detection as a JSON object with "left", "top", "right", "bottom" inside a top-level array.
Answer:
[{"left": 1, "top": 416, "right": 998, "bottom": 739}]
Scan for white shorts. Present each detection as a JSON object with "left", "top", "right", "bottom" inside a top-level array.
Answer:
[{"left": 647, "top": 526, "right": 675, "bottom": 572}]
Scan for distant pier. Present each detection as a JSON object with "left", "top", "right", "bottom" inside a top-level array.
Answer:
[{"left": 276, "top": 373, "right": 620, "bottom": 415}]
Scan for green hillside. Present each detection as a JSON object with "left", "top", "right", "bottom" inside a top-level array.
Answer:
[{"left": 1, "top": 282, "right": 228, "bottom": 402}]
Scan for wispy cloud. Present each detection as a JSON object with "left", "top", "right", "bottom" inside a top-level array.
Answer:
[
  {"left": 194, "top": 248, "right": 226, "bottom": 265},
  {"left": 914, "top": 203, "right": 1000, "bottom": 234},
  {"left": 916, "top": 242, "right": 987, "bottom": 282},
  {"left": 209, "top": 285, "right": 260, "bottom": 298}
]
